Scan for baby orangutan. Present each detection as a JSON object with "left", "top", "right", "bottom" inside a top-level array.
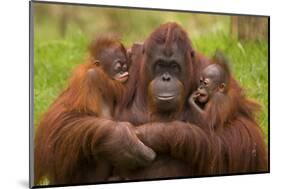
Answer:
[
  {"left": 86, "top": 35, "right": 132, "bottom": 180},
  {"left": 89, "top": 35, "right": 130, "bottom": 84},
  {"left": 189, "top": 51, "right": 232, "bottom": 130}
]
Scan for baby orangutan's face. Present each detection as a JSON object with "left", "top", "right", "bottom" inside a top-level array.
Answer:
[
  {"left": 97, "top": 45, "right": 130, "bottom": 83},
  {"left": 196, "top": 65, "right": 226, "bottom": 104}
]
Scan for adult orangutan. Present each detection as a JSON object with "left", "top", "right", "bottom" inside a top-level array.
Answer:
[
  {"left": 34, "top": 36, "right": 156, "bottom": 185},
  {"left": 115, "top": 22, "right": 267, "bottom": 179}
]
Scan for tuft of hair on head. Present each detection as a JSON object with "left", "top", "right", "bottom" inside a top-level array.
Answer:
[
  {"left": 144, "top": 22, "right": 194, "bottom": 57},
  {"left": 212, "top": 50, "right": 231, "bottom": 86},
  {"left": 88, "top": 34, "right": 123, "bottom": 59}
]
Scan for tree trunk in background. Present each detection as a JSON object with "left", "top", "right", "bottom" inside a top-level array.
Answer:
[
  {"left": 231, "top": 16, "right": 268, "bottom": 41},
  {"left": 59, "top": 8, "right": 68, "bottom": 37},
  {"left": 230, "top": 16, "right": 238, "bottom": 39},
  {"left": 58, "top": 7, "right": 85, "bottom": 37}
]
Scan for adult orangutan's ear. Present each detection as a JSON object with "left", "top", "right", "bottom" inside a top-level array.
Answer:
[
  {"left": 219, "top": 83, "right": 226, "bottom": 93},
  {"left": 190, "top": 50, "right": 195, "bottom": 58},
  {"left": 142, "top": 42, "right": 146, "bottom": 54}
]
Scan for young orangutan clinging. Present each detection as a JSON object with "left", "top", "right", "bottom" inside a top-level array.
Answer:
[
  {"left": 34, "top": 35, "right": 156, "bottom": 185},
  {"left": 85, "top": 35, "right": 131, "bottom": 118},
  {"left": 188, "top": 51, "right": 233, "bottom": 130},
  {"left": 84, "top": 35, "right": 131, "bottom": 179}
]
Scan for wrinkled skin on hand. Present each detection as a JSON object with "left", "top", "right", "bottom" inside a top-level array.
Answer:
[{"left": 93, "top": 121, "right": 156, "bottom": 170}]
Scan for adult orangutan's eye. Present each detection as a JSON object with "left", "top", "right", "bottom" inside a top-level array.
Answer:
[
  {"left": 171, "top": 62, "right": 180, "bottom": 73},
  {"left": 155, "top": 61, "right": 164, "bottom": 73}
]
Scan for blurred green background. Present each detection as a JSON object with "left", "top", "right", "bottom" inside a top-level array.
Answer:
[{"left": 33, "top": 3, "right": 268, "bottom": 142}]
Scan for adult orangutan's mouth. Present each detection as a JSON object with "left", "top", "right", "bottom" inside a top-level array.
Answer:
[{"left": 157, "top": 95, "right": 175, "bottom": 101}]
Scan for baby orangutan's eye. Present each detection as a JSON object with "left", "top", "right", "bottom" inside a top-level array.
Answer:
[
  {"left": 204, "top": 79, "right": 209, "bottom": 86},
  {"left": 114, "top": 62, "right": 122, "bottom": 72},
  {"left": 122, "top": 64, "right": 128, "bottom": 71}
]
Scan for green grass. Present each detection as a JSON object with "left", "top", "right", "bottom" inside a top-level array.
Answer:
[{"left": 34, "top": 32, "right": 87, "bottom": 126}]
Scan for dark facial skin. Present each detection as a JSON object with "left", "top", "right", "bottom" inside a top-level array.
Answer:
[
  {"left": 147, "top": 43, "right": 186, "bottom": 112},
  {"left": 194, "top": 64, "right": 226, "bottom": 104},
  {"left": 96, "top": 45, "right": 129, "bottom": 83}
]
